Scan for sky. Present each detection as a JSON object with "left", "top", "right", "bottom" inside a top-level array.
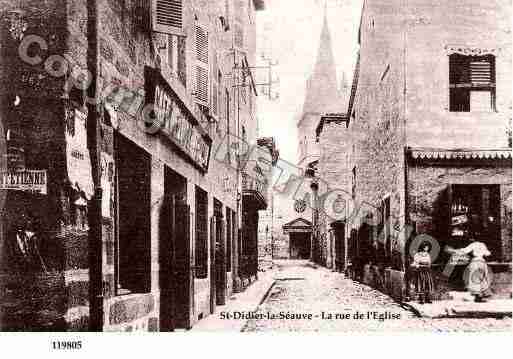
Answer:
[{"left": 255, "top": 0, "right": 363, "bottom": 163}]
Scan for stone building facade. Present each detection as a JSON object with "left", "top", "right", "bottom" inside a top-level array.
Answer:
[
  {"left": 341, "top": 0, "right": 512, "bottom": 300},
  {"left": 0, "top": 0, "right": 266, "bottom": 331}
]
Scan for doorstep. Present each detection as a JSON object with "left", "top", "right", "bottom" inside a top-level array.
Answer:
[
  {"left": 403, "top": 299, "right": 513, "bottom": 319},
  {"left": 190, "top": 270, "right": 276, "bottom": 332}
]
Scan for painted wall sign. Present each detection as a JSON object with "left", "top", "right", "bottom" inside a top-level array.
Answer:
[
  {"left": 0, "top": 170, "right": 47, "bottom": 194},
  {"left": 145, "top": 67, "right": 212, "bottom": 172},
  {"left": 66, "top": 110, "right": 94, "bottom": 198}
]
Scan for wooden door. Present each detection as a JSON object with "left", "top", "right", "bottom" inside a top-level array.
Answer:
[
  {"left": 216, "top": 219, "right": 226, "bottom": 305},
  {"left": 209, "top": 216, "right": 216, "bottom": 314},
  {"left": 173, "top": 200, "right": 193, "bottom": 329},
  {"left": 159, "top": 195, "right": 176, "bottom": 331}
]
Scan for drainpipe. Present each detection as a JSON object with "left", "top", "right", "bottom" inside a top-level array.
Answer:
[{"left": 87, "top": 0, "right": 103, "bottom": 331}]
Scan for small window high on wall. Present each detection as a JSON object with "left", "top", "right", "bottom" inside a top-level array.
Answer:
[
  {"left": 449, "top": 54, "right": 496, "bottom": 112},
  {"left": 152, "top": 0, "right": 183, "bottom": 35}
]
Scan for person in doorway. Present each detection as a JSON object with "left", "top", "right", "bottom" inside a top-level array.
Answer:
[
  {"left": 4, "top": 213, "right": 47, "bottom": 273},
  {"left": 454, "top": 234, "right": 492, "bottom": 302},
  {"left": 411, "top": 242, "right": 435, "bottom": 304}
]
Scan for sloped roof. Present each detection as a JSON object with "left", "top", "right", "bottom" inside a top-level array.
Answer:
[{"left": 283, "top": 217, "right": 312, "bottom": 228}]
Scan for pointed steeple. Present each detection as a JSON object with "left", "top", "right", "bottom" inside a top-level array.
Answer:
[{"left": 301, "top": 5, "right": 342, "bottom": 116}]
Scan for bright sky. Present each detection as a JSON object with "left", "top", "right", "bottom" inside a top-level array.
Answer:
[{"left": 255, "top": 0, "right": 363, "bottom": 163}]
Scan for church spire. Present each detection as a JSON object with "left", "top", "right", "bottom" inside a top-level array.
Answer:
[{"left": 301, "top": 4, "right": 341, "bottom": 116}]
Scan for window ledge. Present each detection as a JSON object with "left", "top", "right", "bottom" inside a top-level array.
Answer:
[{"left": 446, "top": 110, "right": 499, "bottom": 116}]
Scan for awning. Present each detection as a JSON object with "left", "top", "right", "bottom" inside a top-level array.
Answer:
[{"left": 409, "top": 148, "right": 512, "bottom": 161}]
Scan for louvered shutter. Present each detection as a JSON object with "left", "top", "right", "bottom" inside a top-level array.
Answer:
[
  {"left": 470, "top": 57, "right": 494, "bottom": 86},
  {"left": 449, "top": 55, "right": 470, "bottom": 86},
  {"left": 152, "top": 0, "right": 184, "bottom": 35},
  {"left": 195, "top": 25, "right": 209, "bottom": 105},
  {"left": 212, "top": 55, "right": 219, "bottom": 116},
  {"left": 450, "top": 55, "right": 495, "bottom": 87},
  {"left": 234, "top": 23, "right": 244, "bottom": 50},
  {"left": 233, "top": 1, "right": 244, "bottom": 51}
]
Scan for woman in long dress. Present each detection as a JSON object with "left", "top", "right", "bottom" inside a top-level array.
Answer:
[{"left": 455, "top": 237, "right": 492, "bottom": 302}]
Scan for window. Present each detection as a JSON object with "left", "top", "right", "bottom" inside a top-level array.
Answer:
[
  {"left": 152, "top": 0, "right": 183, "bottom": 35},
  {"left": 242, "top": 126, "right": 247, "bottom": 142},
  {"left": 195, "top": 25, "right": 209, "bottom": 105},
  {"left": 195, "top": 186, "right": 208, "bottom": 278},
  {"left": 167, "top": 34, "right": 178, "bottom": 74},
  {"left": 449, "top": 54, "right": 496, "bottom": 112},
  {"left": 177, "top": 36, "right": 187, "bottom": 87},
  {"left": 234, "top": 24, "right": 244, "bottom": 50}
]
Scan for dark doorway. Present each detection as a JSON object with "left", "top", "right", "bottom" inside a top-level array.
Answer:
[
  {"left": 159, "top": 167, "right": 192, "bottom": 331},
  {"left": 289, "top": 233, "right": 311, "bottom": 259},
  {"left": 115, "top": 133, "right": 151, "bottom": 295},
  {"left": 332, "top": 222, "right": 345, "bottom": 272},
  {"left": 214, "top": 199, "right": 226, "bottom": 306}
]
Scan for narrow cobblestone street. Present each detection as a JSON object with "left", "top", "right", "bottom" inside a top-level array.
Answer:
[{"left": 243, "top": 261, "right": 512, "bottom": 332}]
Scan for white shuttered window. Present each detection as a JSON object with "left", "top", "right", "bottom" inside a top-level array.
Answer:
[
  {"left": 152, "top": 0, "right": 184, "bottom": 35},
  {"left": 195, "top": 25, "right": 209, "bottom": 105}
]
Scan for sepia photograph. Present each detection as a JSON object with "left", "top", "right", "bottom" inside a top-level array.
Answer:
[{"left": 0, "top": 0, "right": 511, "bottom": 345}]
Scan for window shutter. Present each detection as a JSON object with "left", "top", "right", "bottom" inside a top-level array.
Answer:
[
  {"left": 449, "top": 55, "right": 470, "bottom": 85},
  {"left": 233, "top": 1, "right": 244, "bottom": 50},
  {"left": 152, "top": 0, "right": 184, "bottom": 35},
  {"left": 450, "top": 55, "right": 495, "bottom": 86},
  {"left": 212, "top": 55, "right": 219, "bottom": 116},
  {"left": 470, "top": 58, "right": 493, "bottom": 85},
  {"left": 195, "top": 25, "right": 209, "bottom": 105},
  {"left": 234, "top": 23, "right": 244, "bottom": 50}
]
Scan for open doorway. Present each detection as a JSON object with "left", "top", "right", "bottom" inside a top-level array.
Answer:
[
  {"left": 159, "top": 166, "right": 191, "bottom": 331},
  {"left": 289, "top": 233, "right": 311, "bottom": 259},
  {"left": 115, "top": 133, "right": 151, "bottom": 295},
  {"left": 213, "top": 199, "right": 226, "bottom": 306}
]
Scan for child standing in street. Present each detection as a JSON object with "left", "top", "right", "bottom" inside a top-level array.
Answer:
[{"left": 411, "top": 242, "right": 435, "bottom": 304}]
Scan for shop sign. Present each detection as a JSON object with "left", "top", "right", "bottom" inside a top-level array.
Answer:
[
  {"left": 66, "top": 110, "right": 94, "bottom": 198},
  {"left": 0, "top": 170, "right": 47, "bottom": 194},
  {"left": 146, "top": 68, "right": 212, "bottom": 172}
]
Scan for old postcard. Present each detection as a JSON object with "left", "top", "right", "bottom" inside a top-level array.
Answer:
[{"left": 0, "top": 0, "right": 511, "bottom": 342}]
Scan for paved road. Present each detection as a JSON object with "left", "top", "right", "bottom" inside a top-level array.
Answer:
[{"left": 243, "top": 260, "right": 511, "bottom": 332}]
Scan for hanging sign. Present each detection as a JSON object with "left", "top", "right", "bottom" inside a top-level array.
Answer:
[
  {"left": 0, "top": 169, "right": 47, "bottom": 194},
  {"left": 145, "top": 68, "right": 212, "bottom": 172}
]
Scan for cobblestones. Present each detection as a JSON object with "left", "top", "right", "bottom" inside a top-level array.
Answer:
[{"left": 243, "top": 261, "right": 512, "bottom": 332}]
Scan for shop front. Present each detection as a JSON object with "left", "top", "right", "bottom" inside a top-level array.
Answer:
[{"left": 407, "top": 148, "right": 512, "bottom": 300}]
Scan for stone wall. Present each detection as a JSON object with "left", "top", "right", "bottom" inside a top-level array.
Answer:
[
  {"left": 403, "top": 0, "right": 512, "bottom": 149},
  {"left": 349, "top": 0, "right": 407, "bottom": 271},
  {"left": 0, "top": 0, "right": 88, "bottom": 331}
]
